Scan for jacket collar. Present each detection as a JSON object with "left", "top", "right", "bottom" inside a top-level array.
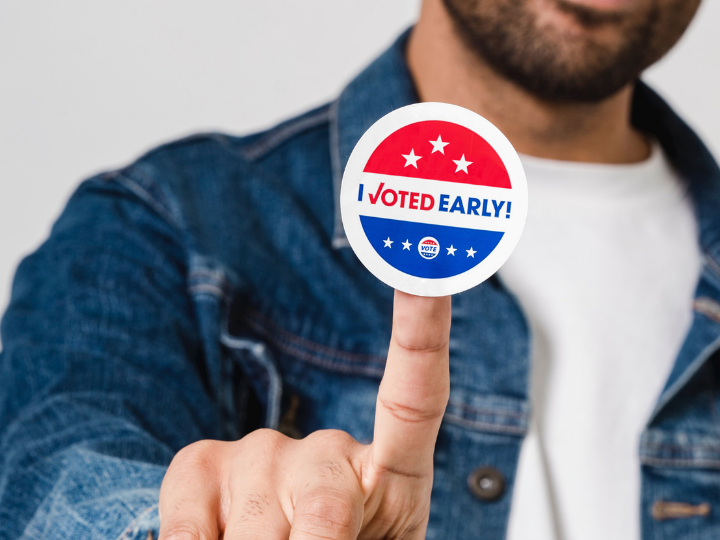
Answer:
[
  {"left": 329, "top": 28, "right": 720, "bottom": 275},
  {"left": 630, "top": 83, "right": 720, "bottom": 272},
  {"left": 330, "top": 30, "right": 418, "bottom": 248},
  {"left": 630, "top": 84, "right": 720, "bottom": 423}
]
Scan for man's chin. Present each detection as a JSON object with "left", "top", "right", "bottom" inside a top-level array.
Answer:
[{"left": 443, "top": 0, "right": 698, "bottom": 103}]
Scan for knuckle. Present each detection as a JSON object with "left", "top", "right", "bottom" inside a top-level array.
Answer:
[
  {"left": 378, "top": 393, "right": 444, "bottom": 425},
  {"left": 370, "top": 459, "right": 428, "bottom": 480},
  {"left": 161, "top": 522, "right": 212, "bottom": 540},
  {"left": 393, "top": 334, "right": 449, "bottom": 354},
  {"left": 226, "top": 429, "right": 288, "bottom": 483},
  {"left": 168, "top": 440, "right": 219, "bottom": 476},
  {"left": 305, "top": 429, "right": 358, "bottom": 453},
  {"left": 242, "top": 427, "right": 287, "bottom": 451},
  {"left": 294, "top": 495, "right": 359, "bottom": 537}
]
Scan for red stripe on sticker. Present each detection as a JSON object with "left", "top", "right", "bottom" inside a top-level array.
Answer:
[{"left": 362, "top": 120, "right": 511, "bottom": 189}]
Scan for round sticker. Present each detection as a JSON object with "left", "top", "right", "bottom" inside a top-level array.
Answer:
[{"left": 340, "top": 102, "right": 527, "bottom": 297}]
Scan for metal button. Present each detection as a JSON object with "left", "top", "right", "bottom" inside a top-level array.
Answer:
[{"left": 468, "top": 466, "right": 505, "bottom": 501}]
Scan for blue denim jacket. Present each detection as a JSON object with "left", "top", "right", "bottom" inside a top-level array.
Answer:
[{"left": 2, "top": 31, "right": 720, "bottom": 540}]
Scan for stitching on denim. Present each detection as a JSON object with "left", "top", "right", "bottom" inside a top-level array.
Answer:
[
  {"left": 111, "top": 173, "right": 182, "bottom": 230},
  {"left": 115, "top": 503, "right": 158, "bottom": 540},
  {"left": 242, "top": 107, "right": 331, "bottom": 161},
  {"left": 443, "top": 412, "right": 527, "bottom": 435},
  {"left": 448, "top": 399, "right": 527, "bottom": 420},
  {"left": 641, "top": 442, "right": 720, "bottom": 453},
  {"left": 329, "top": 98, "right": 348, "bottom": 248},
  {"left": 640, "top": 440, "right": 720, "bottom": 469},
  {"left": 242, "top": 309, "right": 387, "bottom": 365},
  {"left": 188, "top": 283, "right": 225, "bottom": 297},
  {"left": 649, "top": 335, "right": 720, "bottom": 425},
  {"left": 239, "top": 311, "right": 528, "bottom": 430},
  {"left": 640, "top": 456, "right": 720, "bottom": 469},
  {"left": 188, "top": 269, "right": 231, "bottom": 300},
  {"left": 241, "top": 313, "right": 386, "bottom": 378},
  {"left": 704, "top": 252, "right": 720, "bottom": 283}
]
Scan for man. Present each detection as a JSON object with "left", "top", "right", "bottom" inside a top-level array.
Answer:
[{"left": 0, "top": 0, "right": 716, "bottom": 538}]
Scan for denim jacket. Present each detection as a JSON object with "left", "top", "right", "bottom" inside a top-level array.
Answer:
[{"left": 2, "top": 31, "right": 720, "bottom": 540}]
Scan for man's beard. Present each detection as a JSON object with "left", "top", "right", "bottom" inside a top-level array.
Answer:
[{"left": 441, "top": 0, "right": 700, "bottom": 103}]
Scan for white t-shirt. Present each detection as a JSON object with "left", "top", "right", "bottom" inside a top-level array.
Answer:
[{"left": 501, "top": 143, "right": 701, "bottom": 540}]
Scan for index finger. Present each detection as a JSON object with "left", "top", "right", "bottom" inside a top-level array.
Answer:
[
  {"left": 159, "top": 441, "right": 223, "bottom": 540},
  {"left": 370, "top": 290, "right": 451, "bottom": 479}
]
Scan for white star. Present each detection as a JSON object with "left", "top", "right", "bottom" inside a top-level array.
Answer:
[
  {"left": 429, "top": 135, "right": 449, "bottom": 154},
  {"left": 466, "top": 247, "right": 477, "bottom": 258},
  {"left": 453, "top": 154, "right": 473, "bottom": 174},
  {"left": 383, "top": 237, "right": 393, "bottom": 248},
  {"left": 446, "top": 245, "right": 457, "bottom": 256},
  {"left": 402, "top": 239, "right": 412, "bottom": 250},
  {"left": 401, "top": 149, "right": 422, "bottom": 168}
]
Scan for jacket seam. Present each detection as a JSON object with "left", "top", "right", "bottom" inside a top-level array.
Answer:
[
  {"left": 235, "top": 310, "right": 528, "bottom": 432},
  {"left": 329, "top": 98, "right": 349, "bottom": 248},
  {"left": 240, "top": 318, "right": 386, "bottom": 378},
  {"left": 188, "top": 283, "right": 225, "bottom": 297},
  {"left": 449, "top": 399, "right": 527, "bottom": 419},
  {"left": 641, "top": 442, "right": 720, "bottom": 452},
  {"left": 702, "top": 252, "right": 720, "bottom": 289},
  {"left": 241, "top": 106, "right": 332, "bottom": 162},
  {"left": 640, "top": 456, "right": 720, "bottom": 469},
  {"left": 241, "top": 309, "right": 388, "bottom": 366},
  {"left": 107, "top": 171, "right": 183, "bottom": 233},
  {"left": 648, "top": 335, "right": 720, "bottom": 425},
  {"left": 443, "top": 412, "right": 527, "bottom": 436}
]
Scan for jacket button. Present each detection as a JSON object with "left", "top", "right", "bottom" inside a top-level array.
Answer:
[{"left": 467, "top": 466, "right": 505, "bottom": 501}]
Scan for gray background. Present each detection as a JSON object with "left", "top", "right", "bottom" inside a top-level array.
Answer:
[{"left": 1, "top": 0, "right": 718, "bottom": 317}]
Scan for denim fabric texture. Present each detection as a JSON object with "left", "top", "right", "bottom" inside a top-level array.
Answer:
[{"left": 2, "top": 30, "right": 720, "bottom": 540}]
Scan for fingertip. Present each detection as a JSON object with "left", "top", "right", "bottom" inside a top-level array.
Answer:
[{"left": 392, "top": 291, "right": 452, "bottom": 351}]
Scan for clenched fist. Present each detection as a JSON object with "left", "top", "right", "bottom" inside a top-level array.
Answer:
[{"left": 159, "top": 291, "right": 451, "bottom": 540}]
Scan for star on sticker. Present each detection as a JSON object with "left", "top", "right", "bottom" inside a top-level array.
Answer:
[
  {"left": 383, "top": 237, "right": 393, "bottom": 248},
  {"left": 453, "top": 154, "right": 473, "bottom": 174},
  {"left": 446, "top": 245, "right": 457, "bottom": 256},
  {"left": 401, "top": 149, "right": 422, "bottom": 168},
  {"left": 429, "top": 135, "right": 449, "bottom": 154},
  {"left": 402, "top": 239, "right": 412, "bottom": 250},
  {"left": 466, "top": 247, "right": 477, "bottom": 258}
]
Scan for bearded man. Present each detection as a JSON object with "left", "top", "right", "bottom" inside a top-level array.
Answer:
[{"left": 0, "top": 1, "right": 716, "bottom": 539}]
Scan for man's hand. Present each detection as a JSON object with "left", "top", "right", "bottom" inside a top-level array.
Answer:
[{"left": 158, "top": 291, "right": 451, "bottom": 540}]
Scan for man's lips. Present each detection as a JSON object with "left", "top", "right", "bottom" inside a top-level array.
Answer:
[{"left": 561, "top": 0, "right": 638, "bottom": 10}]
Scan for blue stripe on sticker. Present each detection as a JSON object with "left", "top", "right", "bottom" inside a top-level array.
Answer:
[{"left": 359, "top": 215, "right": 504, "bottom": 279}]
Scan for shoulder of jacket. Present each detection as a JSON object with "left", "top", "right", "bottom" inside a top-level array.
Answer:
[
  {"left": 102, "top": 102, "right": 333, "bottom": 230},
  {"left": 132, "top": 102, "right": 333, "bottom": 166}
]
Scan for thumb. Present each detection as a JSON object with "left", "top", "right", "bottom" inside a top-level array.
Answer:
[{"left": 370, "top": 290, "right": 451, "bottom": 478}]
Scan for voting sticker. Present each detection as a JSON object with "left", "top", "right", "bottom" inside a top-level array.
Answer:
[{"left": 340, "top": 102, "right": 528, "bottom": 297}]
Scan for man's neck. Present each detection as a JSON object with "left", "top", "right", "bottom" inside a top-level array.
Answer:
[{"left": 406, "top": 0, "right": 650, "bottom": 164}]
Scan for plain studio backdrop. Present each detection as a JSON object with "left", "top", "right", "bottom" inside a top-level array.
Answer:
[{"left": 1, "top": 1, "right": 719, "bottom": 325}]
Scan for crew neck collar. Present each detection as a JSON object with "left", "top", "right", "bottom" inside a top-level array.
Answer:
[{"left": 519, "top": 142, "right": 688, "bottom": 210}]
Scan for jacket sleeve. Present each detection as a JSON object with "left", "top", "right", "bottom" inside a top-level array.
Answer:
[{"left": 0, "top": 172, "right": 222, "bottom": 540}]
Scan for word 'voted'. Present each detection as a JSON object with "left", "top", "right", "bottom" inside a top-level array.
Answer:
[{"left": 358, "top": 182, "right": 512, "bottom": 218}]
